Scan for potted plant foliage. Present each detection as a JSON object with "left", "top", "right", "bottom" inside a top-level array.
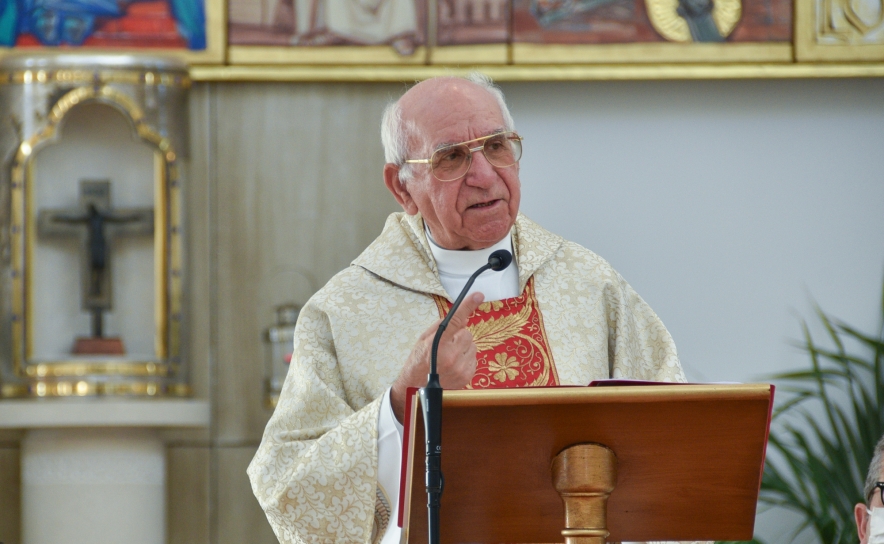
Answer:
[{"left": 721, "top": 278, "right": 884, "bottom": 544}]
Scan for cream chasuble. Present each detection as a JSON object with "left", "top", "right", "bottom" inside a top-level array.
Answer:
[
  {"left": 377, "top": 229, "right": 519, "bottom": 544},
  {"left": 248, "top": 212, "right": 692, "bottom": 544}
]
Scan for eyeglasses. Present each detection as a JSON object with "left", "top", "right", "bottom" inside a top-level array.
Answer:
[
  {"left": 870, "top": 482, "right": 884, "bottom": 505},
  {"left": 404, "top": 131, "right": 523, "bottom": 182}
]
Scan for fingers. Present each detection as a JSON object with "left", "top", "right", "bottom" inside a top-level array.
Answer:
[
  {"left": 393, "top": 292, "right": 484, "bottom": 405},
  {"left": 448, "top": 327, "right": 475, "bottom": 355},
  {"left": 438, "top": 328, "right": 477, "bottom": 390},
  {"left": 446, "top": 292, "right": 484, "bottom": 331}
]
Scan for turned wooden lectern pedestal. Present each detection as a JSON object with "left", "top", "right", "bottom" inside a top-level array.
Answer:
[{"left": 398, "top": 384, "right": 774, "bottom": 543}]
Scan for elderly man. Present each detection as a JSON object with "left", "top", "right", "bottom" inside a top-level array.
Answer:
[
  {"left": 856, "top": 434, "right": 884, "bottom": 544},
  {"left": 248, "top": 74, "right": 687, "bottom": 544}
]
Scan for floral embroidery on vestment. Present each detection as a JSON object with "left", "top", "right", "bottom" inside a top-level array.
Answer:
[{"left": 433, "top": 277, "right": 559, "bottom": 389}]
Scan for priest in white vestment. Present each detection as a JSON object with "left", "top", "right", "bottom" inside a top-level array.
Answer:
[{"left": 248, "top": 74, "right": 704, "bottom": 544}]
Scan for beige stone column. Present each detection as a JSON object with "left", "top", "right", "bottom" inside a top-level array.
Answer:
[{"left": 0, "top": 400, "right": 209, "bottom": 544}]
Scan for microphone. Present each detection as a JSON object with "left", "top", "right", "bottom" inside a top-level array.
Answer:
[
  {"left": 487, "top": 249, "right": 513, "bottom": 272},
  {"left": 420, "top": 248, "right": 512, "bottom": 544}
]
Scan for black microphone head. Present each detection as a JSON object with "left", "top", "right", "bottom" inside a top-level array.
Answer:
[{"left": 488, "top": 249, "right": 513, "bottom": 271}]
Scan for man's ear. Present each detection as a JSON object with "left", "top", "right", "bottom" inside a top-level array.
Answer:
[
  {"left": 855, "top": 503, "right": 869, "bottom": 543},
  {"left": 384, "top": 163, "right": 419, "bottom": 215}
]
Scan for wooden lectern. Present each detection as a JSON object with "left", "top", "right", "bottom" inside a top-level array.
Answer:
[{"left": 399, "top": 384, "right": 774, "bottom": 543}]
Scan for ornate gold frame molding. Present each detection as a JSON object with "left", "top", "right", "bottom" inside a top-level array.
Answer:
[
  {"left": 4, "top": 85, "right": 187, "bottom": 398},
  {"left": 188, "top": 61, "right": 884, "bottom": 81}
]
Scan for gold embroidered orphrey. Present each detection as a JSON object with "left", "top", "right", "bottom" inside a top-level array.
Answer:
[{"left": 433, "top": 277, "right": 560, "bottom": 389}]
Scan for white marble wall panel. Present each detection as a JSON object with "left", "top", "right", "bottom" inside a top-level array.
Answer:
[{"left": 209, "top": 83, "right": 401, "bottom": 443}]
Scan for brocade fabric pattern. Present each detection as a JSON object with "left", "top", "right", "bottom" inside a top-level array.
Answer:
[
  {"left": 433, "top": 278, "right": 560, "bottom": 389},
  {"left": 248, "top": 212, "right": 687, "bottom": 544}
]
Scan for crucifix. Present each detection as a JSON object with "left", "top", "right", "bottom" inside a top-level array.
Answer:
[{"left": 38, "top": 179, "right": 154, "bottom": 355}]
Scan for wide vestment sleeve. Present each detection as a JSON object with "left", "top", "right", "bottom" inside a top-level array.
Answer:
[
  {"left": 604, "top": 264, "right": 685, "bottom": 383},
  {"left": 247, "top": 297, "right": 381, "bottom": 544},
  {"left": 530, "top": 238, "right": 685, "bottom": 386}
]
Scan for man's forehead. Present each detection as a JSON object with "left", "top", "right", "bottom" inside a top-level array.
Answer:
[
  {"left": 399, "top": 78, "right": 504, "bottom": 149},
  {"left": 399, "top": 77, "right": 485, "bottom": 108}
]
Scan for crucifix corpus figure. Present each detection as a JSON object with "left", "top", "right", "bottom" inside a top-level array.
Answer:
[{"left": 38, "top": 179, "right": 154, "bottom": 355}]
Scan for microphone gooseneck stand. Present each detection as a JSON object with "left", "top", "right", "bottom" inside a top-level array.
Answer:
[{"left": 421, "top": 248, "right": 513, "bottom": 544}]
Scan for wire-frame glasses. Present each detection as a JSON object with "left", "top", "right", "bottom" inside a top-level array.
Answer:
[
  {"left": 404, "top": 131, "right": 523, "bottom": 182},
  {"left": 870, "top": 481, "right": 884, "bottom": 505}
]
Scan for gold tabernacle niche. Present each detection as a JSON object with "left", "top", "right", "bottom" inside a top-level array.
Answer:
[{"left": 0, "top": 54, "right": 191, "bottom": 398}]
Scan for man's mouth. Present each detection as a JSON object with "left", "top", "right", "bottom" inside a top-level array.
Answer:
[{"left": 468, "top": 199, "right": 500, "bottom": 209}]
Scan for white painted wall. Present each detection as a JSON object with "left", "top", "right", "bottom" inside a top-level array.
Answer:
[{"left": 498, "top": 77, "right": 884, "bottom": 543}]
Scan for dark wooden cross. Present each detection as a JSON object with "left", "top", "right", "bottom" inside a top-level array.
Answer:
[{"left": 38, "top": 179, "right": 154, "bottom": 343}]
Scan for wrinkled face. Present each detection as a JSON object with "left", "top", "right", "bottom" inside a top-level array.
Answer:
[{"left": 384, "top": 79, "right": 521, "bottom": 250}]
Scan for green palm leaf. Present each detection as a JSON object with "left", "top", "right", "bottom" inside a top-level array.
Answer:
[{"left": 718, "top": 274, "right": 884, "bottom": 544}]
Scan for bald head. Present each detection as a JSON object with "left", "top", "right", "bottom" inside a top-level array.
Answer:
[{"left": 381, "top": 74, "right": 515, "bottom": 180}]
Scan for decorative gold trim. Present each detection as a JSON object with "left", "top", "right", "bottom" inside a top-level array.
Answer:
[
  {"left": 428, "top": 44, "right": 508, "bottom": 65},
  {"left": 200, "top": 0, "right": 229, "bottom": 64},
  {"left": 440, "top": 383, "right": 773, "bottom": 406},
  {"left": 512, "top": 42, "right": 792, "bottom": 64},
  {"left": 24, "top": 160, "right": 35, "bottom": 360},
  {"left": 10, "top": 150, "right": 26, "bottom": 373},
  {"left": 2, "top": 380, "right": 190, "bottom": 398},
  {"left": 228, "top": 45, "right": 429, "bottom": 65},
  {"left": 189, "top": 62, "right": 884, "bottom": 81},
  {"left": 155, "top": 151, "right": 169, "bottom": 360},
  {"left": 24, "top": 361, "right": 170, "bottom": 377},
  {"left": 0, "top": 69, "right": 190, "bottom": 87},
  {"left": 795, "top": 0, "right": 884, "bottom": 61},
  {"left": 168, "top": 158, "right": 183, "bottom": 367},
  {"left": 9, "top": 85, "right": 184, "bottom": 381}
]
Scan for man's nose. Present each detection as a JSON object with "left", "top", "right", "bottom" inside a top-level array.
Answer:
[{"left": 464, "top": 148, "right": 497, "bottom": 186}]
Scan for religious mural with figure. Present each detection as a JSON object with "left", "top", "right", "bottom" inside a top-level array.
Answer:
[
  {"left": 227, "top": 0, "right": 427, "bottom": 53},
  {"left": 0, "top": 0, "right": 878, "bottom": 68},
  {"left": 513, "top": 0, "right": 791, "bottom": 43},
  {"left": 227, "top": 0, "right": 791, "bottom": 48},
  {"left": 0, "top": 0, "right": 206, "bottom": 48}
]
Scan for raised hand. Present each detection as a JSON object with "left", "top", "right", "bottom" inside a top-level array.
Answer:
[{"left": 390, "top": 292, "right": 485, "bottom": 423}]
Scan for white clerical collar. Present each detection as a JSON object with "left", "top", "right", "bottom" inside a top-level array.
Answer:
[{"left": 425, "top": 225, "right": 514, "bottom": 278}]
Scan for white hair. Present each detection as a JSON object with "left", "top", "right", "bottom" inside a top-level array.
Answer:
[
  {"left": 380, "top": 72, "right": 516, "bottom": 182},
  {"left": 864, "top": 433, "right": 884, "bottom": 504}
]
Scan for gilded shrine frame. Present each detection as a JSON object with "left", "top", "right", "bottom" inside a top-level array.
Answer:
[{"left": 3, "top": 80, "right": 187, "bottom": 398}]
